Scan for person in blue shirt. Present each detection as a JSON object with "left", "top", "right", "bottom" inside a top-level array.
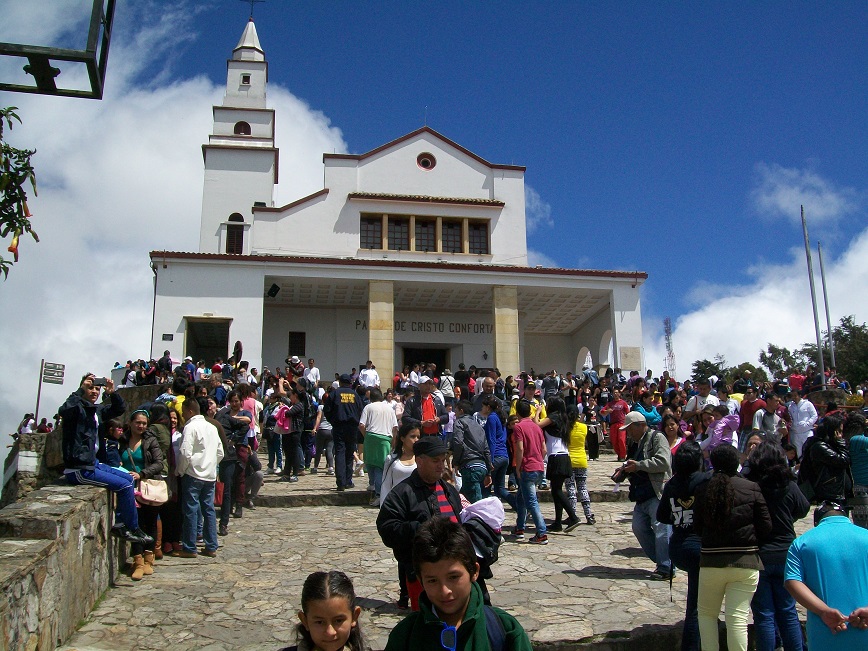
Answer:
[{"left": 785, "top": 501, "right": 868, "bottom": 650}]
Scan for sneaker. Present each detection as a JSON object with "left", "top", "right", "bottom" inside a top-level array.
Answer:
[
  {"left": 528, "top": 534, "right": 549, "bottom": 545},
  {"left": 347, "top": 481, "right": 355, "bottom": 489},
  {"left": 586, "top": 515, "right": 597, "bottom": 525},
  {"left": 218, "top": 525, "right": 229, "bottom": 536},
  {"left": 369, "top": 496, "right": 380, "bottom": 507},
  {"left": 564, "top": 519, "right": 582, "bottom": 533},
  {"left": 538, "top": 480, "right": 549, "bottom": 490},
  {"left": 326, "top": 468, "right": 335, "bottom": 476},
  {"left": 336, "top": 486, "right": 346, "bottom": 492},
  {"left": 508, "top": 483, "right": 517, "bottom": 492},
  {"left": 310, "top": 467, "right": 318, "bottom": 474},
  {"left": 246, "top": 499, "right": 256, "bottom": 509},
  {"left": 288, "top": 475, "right": 299, "bottom": 483},
  {"left": 649, "top": 570, "right": 671, "bottom": 581},
  {"left": 513, "top": 528, "right": 525, "bottom": 540},
  {"left": 266, "top": 466, "right": 275, "bottom": 475},
  {"left": 276, "top": 466, "right": 284, "bottom": 474},
  {"left": 548, "top": 522, "right": 563, "bottom": 532}
]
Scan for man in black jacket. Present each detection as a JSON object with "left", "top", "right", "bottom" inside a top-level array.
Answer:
[
  {"left": 377, "top": 437, "right": 462, "bottom": 609},
  {"left": 324, "top": 373, "right": 363, "bottom": 491},
  {"left": 401, "top": 375, "right": 448, "bottom": 436},
  {"left": 61, "top": 374, "right": 152, "bottom": 545}
]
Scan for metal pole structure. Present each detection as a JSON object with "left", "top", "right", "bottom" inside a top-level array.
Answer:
[
  {"left": 801, "top": 206, "right": 826, "bottom": 390},
  {"left": 34, "top": 358, "right": 45, "bottom": 422},
  {"left": 817, "top": 242, "right": 837, "bottom": 370}
]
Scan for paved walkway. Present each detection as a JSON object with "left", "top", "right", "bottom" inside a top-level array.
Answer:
[{"left": 60, "top": 455, "right": 809, "bottom": 651}]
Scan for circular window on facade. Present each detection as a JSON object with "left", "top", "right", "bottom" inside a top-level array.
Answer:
[{"left": 417, "top": 152, "right": 436, "bottom": 170}]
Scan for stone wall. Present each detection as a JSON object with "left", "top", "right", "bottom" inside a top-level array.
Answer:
[{"left": 0, "top": 483, "right": 121, "bottom": 651}]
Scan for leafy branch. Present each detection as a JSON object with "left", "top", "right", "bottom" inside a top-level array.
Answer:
[{"left": 0, "top": 106, "right": 39, "bottom": 278}]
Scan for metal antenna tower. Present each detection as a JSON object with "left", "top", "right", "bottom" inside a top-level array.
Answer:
[{"left": 664, "top": 317, "right": 676, "bottom": 378}]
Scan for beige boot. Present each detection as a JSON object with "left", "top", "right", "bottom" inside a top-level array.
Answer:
[
  {"left": 142, "top": 551, "right": 155, "bottom": 576},
  {"left": 131, "top": 554, "right": 146, "bottom": 581}
]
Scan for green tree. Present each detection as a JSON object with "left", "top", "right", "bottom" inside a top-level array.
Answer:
[
  {"left": 0, "top": 106, "right": 39, "bottom": 278},
  {"left": 761, "top": 316, "right": 868, "bottom": 385},
  {"left": 758, "top": 344, "right": 807, "bottom": 377},
  {"left": 729, "top": 361, "right": 768, "bottom": 385},
  {"left": 691, "top": 355, "right": 728, "bottom": 384}
]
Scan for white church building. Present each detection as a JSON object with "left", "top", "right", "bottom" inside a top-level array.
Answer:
[{"left": 149, "top": 19, "right": 647, "bottom": 381}]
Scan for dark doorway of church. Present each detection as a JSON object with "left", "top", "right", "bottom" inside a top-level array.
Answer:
[{"left": 402, "top": 347, "right": 449, "bottom": 376}]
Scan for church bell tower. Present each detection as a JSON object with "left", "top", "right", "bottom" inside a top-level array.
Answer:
[{"left": 199, "top": 19, "right": 278, "bottom": 254}]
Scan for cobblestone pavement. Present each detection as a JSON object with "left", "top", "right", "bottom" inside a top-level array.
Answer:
[{"left": 60, "top": 455, "right": 809, "bottom": 651}]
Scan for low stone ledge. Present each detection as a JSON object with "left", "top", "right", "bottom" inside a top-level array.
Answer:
[{"left": 0, "top": 482, "right": 117, "bottom": 651}]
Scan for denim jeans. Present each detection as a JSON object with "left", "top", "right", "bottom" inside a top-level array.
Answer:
[
  {"left": 281, "top": 432, "right": 303, "bottom": 476},
  {"left": 632, "top": 496, "right": 672, "bottom": 573},
  {"left": 484, "top": 456, "right": 510, "bottom": 500},
  {"left": 670, "top": 535, "right": 701, "bottom": 651},
  {"left": 267, "top": 432, "right": 283, "bottom": 469},
  {"left": 460, "top": 465, "right": 488, "bottom": 503},
  {"left": 367, "top": 465, "right": 383, "bottom": 497},
  {"left": 751, "top": 562, "right": 804, "bottom": 651},
  {"left": 182, "top": 477, "right": 217, "bottom": 553},
  {"left": 65, "top": 461, "right": 139, "bottom": 530},
  {"left": 513, "top": 470, "right": 546, "bottom": 535}
]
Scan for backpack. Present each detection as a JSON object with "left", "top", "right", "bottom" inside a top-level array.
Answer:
[
  {"left": 301, "top": 394, "right": 319, "bottom": 431},
  {"left": 484, "top": 606, "right": 507, "bottom": 651}
]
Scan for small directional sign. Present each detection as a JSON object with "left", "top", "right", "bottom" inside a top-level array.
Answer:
[{"left": 42, "top": 361, "right": 65, "bottom": 385}]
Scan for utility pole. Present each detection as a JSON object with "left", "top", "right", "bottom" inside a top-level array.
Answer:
[
  {"left": 801, "top": 206, "right": 826, "bottom": 390},
  {"left": 817, "top": 242, "right": 836, "bottom": 370}
]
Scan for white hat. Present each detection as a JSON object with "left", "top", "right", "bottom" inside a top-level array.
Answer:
[
  {"left": 419, "top": 375, "right": 434, "bottom": 384},
  {"left": 619, "top": 411, "right": 647, "bottom": 430},
  {"left": 184, "top": 356, "right": 193, "bottom": 361}
]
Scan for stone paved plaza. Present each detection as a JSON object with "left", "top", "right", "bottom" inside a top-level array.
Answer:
[{"left": 59, "top": 456, "right": 809, "bottom": 651}]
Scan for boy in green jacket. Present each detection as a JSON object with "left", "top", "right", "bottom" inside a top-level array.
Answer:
[{"left": 384, "top": 517, "right": 532, "bottom": 651}]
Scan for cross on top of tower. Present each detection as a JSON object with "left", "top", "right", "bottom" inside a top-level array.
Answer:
[{"left": 240, "top": 0, "right": 265, "bottom": 20}]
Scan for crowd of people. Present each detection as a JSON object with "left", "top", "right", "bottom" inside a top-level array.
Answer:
[{"left": 53, "top": 356, "right": 868, "bottom": 650}]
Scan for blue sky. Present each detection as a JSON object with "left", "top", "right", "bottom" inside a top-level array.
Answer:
[
  {"left": 0, "top": 1, "right": 866, "bottom": 440},
  {"left": 185, "top": 2, "right": 866, "bottom": 302}
]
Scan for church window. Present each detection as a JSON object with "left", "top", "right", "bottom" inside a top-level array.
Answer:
[
  {"left": 234, "top": 121, "right": 251, "bottom": 136},
  {"left": 442, "top": 221, "right": 462, "bottom": 253},
  {"left": 287, "top": 331, "right": 306, "bottom": 357},
  {"left": 469, "top": 222, "right": 489, "bottom": 255},
  {"left": 388, "top": 216, "right": 409, "bottom": 251},
  {"left": 416, "top": 153, "right": 436, "bottom": 170},
  {"left": 359, "top": 213, "right": 490, "bottom": 257},
  {"left": 226, "top": 213, "right": 244, "bottom": 254},
  {"left": 241, "top": 74, "right": 251, "bottom": 85},
  {"left": 360, "top": 216, "right": 382, "bottom": 249},
  {"left": 415, "top": 219, "right": 436, "bottom": 252}
]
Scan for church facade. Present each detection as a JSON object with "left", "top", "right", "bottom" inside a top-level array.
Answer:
[{"left": 149, "top": 19, "right": 647, "bottom": 381}]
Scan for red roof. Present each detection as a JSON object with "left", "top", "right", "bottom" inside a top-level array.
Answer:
[{"left": 148, "top": 250, "right": 647, "bottom": 281}]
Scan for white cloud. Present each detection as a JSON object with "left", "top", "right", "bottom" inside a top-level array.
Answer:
[
  {"left": 527, "top": 249, "right": 558, "bottom": 268},
  {"left": 643, "top": 224, "right": 868, "bottom": 380},
  {"left": 0, "top": 4, "right": 346, "bottom": 445},
  {"left": 525, "top": 184, "right": 554, "bottom": 234},
  {"left": 751, "top": 162, "right": 862, "bottom": 224}
]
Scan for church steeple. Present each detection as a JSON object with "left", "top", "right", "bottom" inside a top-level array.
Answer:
[
  {"left": 199, "top": 20, "right": 278, "bottom": 254},
  {"left": 233, "top": 18, "right": 264, "bottom": 62},
  {"left": 223, "top": 19, "right": 267, "bottom": 108}
]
